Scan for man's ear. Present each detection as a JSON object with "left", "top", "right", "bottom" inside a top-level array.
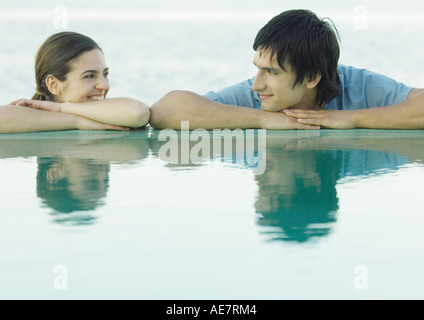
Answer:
[
  {"left": 306, "top": 74, "right": 322, "bottom": 89},
  {"left": 45, "top": 75, "right": 62, "bottom": 96}
]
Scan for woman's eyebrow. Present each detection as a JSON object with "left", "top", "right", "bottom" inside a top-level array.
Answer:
[
  {"left": 80, "top": 68, "right": 109, "bottom": 76},
  {"left": 80, "top": 70, "right": 98, "bottom": 76}
]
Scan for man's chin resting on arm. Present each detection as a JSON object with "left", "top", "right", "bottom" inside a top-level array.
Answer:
[{"left": 149, "top": 90, "right": 320, "bottom": 130}]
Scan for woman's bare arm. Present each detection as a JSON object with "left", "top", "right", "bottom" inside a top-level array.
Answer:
[
  {"left": 0, "top": 105, "right": 128, "bottom": 133},
  {"left": 12, "top": 97, "right": 150, "bottom": 128}
]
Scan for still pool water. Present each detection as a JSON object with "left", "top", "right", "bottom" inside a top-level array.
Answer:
[
  {"left": 1, "top": 128, "right": 424, "bottom": 299},
  {"left": 2, "top": 0, "right": 424, "bottom": 301}
]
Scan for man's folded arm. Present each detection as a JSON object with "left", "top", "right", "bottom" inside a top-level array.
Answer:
[
  {"left": 353, "top": 88, "right": 424, "bottom": 129},
  {"left": 149, "top": 90, "right": 320, "bottom": 130}
]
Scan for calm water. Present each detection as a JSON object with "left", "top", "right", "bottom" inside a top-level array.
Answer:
[
  {"left": 1, "top": 129, "right": 424, "bottom": 299},
  {"left": 1, "top": 0, "right": 424, "bottom": 300}
]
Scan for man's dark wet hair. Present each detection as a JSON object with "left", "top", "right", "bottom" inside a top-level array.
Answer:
[{"left": 253, "top": 9, "right": 341, "bottom": 106}]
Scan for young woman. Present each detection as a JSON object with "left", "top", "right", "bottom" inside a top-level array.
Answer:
[{"left": 1, "top": 31, "right": 150, "bottom": 133}]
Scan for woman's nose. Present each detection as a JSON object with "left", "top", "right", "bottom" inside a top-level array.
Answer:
[{"left": 96, "top": 76, "right": 110, "bottom": 91}]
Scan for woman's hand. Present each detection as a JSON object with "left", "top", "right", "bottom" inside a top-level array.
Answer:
[
  {"left": 76, "top": 116, "right": 130, "bottom": 131},
  {"left": 10, "top": 99, "right": 129, "bottom": 131},
  {"left": 10, "top": 99, "right": 63, "bottom": 112}
]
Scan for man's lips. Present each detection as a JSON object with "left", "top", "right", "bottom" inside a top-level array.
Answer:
[{"left": 259, "top": 94, "right": 273, "bottom": 101}]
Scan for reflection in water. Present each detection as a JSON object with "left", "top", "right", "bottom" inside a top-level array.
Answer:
[
  {"left": 36, "top": 157, "right": 110, "bottom": 225},
  {"left": 150, "top": 129, "right": 343, "bottom": 242},
  {"left": 0, "top": 130, "right": 150, "bottom": 226},
  {"left": 151, "top": 129, "right": 421, "bottom": 243},
  {"left": 255, "top": 148, "right": 341, "bottom": 243},
  {"left": 148, "top": 127, "right": 266, "bottom": 174},
  {"left": 2, "top": 129, "right": 423, "bottom": 235}
]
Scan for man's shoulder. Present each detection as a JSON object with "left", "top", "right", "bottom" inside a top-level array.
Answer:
[
  {"left": 326, "top": 64, "right": 413, "bottom": 110},
  {"left": 204, "top": 77, "right": 262, "bottom": 109},
  {"left": 337, "top": 64, "right": 409, "bottom": 86}
]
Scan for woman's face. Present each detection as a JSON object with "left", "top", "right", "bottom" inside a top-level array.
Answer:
[{"left": 54, "top": 49, "right": 110, "bottom": 103}]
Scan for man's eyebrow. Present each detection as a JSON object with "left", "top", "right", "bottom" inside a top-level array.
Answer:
[{"left": 253, "top": 61, "right": 281, "bottom": 72}]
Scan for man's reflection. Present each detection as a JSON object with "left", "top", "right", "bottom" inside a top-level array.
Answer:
[
  {"left": 150, "top": 129, "right": 421, "bottom": 243},
  {"left": 254, "top": 132, "right": 423, "bottom": 243},
  {"left": 254, "top": 141, "right": 342, "bottom": 243}
]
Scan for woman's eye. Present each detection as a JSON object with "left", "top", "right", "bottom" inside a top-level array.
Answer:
[
  {"left": 84, "top": 74, "right": 95, "bottom": 79},
  {"left": 103, "top": 72, "right": 109, "bottom": 78}
]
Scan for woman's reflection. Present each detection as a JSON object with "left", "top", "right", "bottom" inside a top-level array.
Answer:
[
  {"left": 36, "top": 157, "right": 110, "bottom": 224},
  {"left": 0, "top": 131, "right": 150, "bottom": 225}
]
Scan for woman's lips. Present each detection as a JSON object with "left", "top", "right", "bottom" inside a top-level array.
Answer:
[{"left": 87, "top": 94, "right": 105, "bottom": 101}]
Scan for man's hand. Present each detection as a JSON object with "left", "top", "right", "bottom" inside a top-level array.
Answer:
[
  {"left": 261, "top": 110, "right": 321, "bottom": 130},
  {"left": 283, "top": 109, "right": 357, "bottom": 129}
]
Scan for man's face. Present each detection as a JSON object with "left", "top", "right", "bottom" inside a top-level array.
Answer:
[{"left": 251, "top": 49, "right": 311, "bottom": 112}]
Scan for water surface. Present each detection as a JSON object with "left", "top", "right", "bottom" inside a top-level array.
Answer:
[{"left": 1, "top": 129, "right": 424, "bottom": 299}]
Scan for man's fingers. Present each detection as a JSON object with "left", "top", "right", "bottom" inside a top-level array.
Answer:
[
  {"left": 297, "top": 118, "right": 323, "bottom": 126},
  {"left": 296, "top": 121, "right": 321, "bottom": 130},
  {"left": 284, "top": 109, "right": 323, "bottom": 119}
]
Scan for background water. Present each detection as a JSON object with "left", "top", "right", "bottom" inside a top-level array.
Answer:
[
  {"left": 1, "top": 0, "right": 424, "bottom": 300},
  {"left": 1, "top": 0, "right": 424, "bottom": 105}
]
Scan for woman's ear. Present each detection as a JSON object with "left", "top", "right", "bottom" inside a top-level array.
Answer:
[
  {"left": 306, "top": 74, "right": 322, "bottom": 89},
  {"left": 45, "top": 75, "right": 62, "bottom": 96}
]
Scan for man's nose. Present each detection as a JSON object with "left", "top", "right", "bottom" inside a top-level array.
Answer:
[{"left": 251, "top": 72, "right": 266, "bottom": 92}]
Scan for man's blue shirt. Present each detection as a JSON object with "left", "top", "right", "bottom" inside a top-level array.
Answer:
[{"left": 204, "top": 64, "right": 413, "bottom": 109}]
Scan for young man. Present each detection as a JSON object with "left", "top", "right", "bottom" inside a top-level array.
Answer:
[{"left": 150, "top": 9, "right": 424, "bottom": 130}]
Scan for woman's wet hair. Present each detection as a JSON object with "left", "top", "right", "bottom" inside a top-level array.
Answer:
[{"left": 32, "top": 32, "right": 102, "bottom": 101}]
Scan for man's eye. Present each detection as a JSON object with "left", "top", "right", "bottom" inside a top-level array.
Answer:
[
  {"left": 84, "top": 74, "right": 95, "bottom": 79},
  {"left": 103, "top": 72, "right": 109, "bottom": 78}
]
